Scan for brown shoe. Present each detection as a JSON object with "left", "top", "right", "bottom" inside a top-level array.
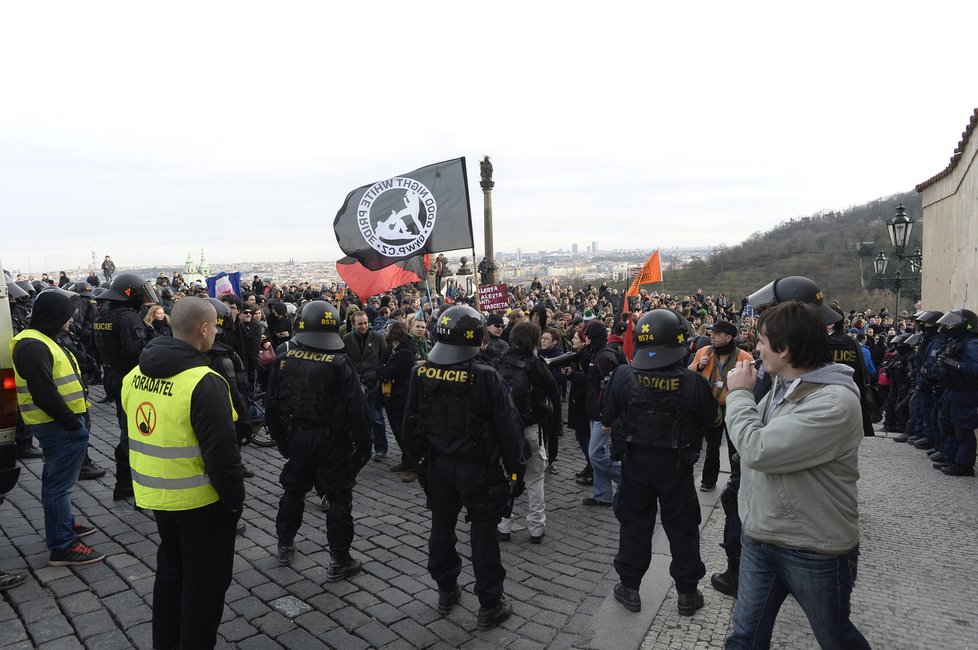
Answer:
[
  {"left": 401, "top": 471, "right": 417, "bottom": 482},
  {"left": 389, "top": 463, "right": 407, "bottom": 472}
]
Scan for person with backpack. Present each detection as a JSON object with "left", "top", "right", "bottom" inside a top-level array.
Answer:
[
  {"left": 494, "top": 322, "right": 560, "bottom": 544},
  {"left": 564, "top": 321, "right": 626, "bottom": 506}
]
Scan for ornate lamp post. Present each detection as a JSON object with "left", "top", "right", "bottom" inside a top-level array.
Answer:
[{"left": 875, "top": 203, "right": 922, "bottom": 317}]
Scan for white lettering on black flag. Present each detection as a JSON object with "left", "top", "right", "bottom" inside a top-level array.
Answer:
[{"left": 334, "top": 158, "right": 473, "bottom": 271}]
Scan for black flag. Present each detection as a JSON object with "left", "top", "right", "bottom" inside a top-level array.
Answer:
[{"left": 333, "top": 157, "right": 474, "bottom": 271}]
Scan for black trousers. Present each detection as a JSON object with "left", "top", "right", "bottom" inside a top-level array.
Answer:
[
  {"left": 700, "top": 422, "right": 723, "bottom": 487},
  {"left": 720, "top": 432, "right": 742, "bottom": 561},
  {"left": 613, "top": 445, "right": 705, "bottom": 594},
  {"left": 276, "top": 430, "right": 354, "bottom": 555},
  {"left": 426, "top": 456, "right": 505, "bottom": 608},
  {"left": 153, "top": 501, "right": 239, "bottom": 650},
  {"left": 105, "top": 369, "right": 131, "bottom": 488}
]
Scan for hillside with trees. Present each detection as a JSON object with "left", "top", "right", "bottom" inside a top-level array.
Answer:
[{"left": 649, "top": 191, "right": 923, "bottom": 312}]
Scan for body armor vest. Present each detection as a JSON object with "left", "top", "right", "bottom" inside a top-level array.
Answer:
[
  {"left": 622, "top": 371, "right": 683, "bottom": 449},
  {"left": 941, "top": 336, "right": 978, "bottom": 390},
  {"left": 418, "top": 363, "right": 484, "bottom": 461},
  {"left": 94, "top": 307, "right": 135, "bottom": 369},
  {"left": 273, "top": 348, "right": 338, "bottom": 425}
]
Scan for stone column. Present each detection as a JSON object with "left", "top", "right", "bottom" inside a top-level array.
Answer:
[{"left": 480, "top": 156, "right": 496, "bottom": 285}]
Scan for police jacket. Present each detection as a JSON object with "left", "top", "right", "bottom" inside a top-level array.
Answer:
[
  {"left": 916, "top": 330, "right": 945, "bottom": 388},
  {"left": 208, "top": 340, "right": 252, "bottom": 430},
  {"left": 581, "top": 343, "right": 625, "bottom": 420},
  {"left": 402, "top": 360, "right": 526, "bottom": 477},
  {"left": 937, "top": 332, "right": 978, "bottom": 428},
  {"left": 603, "top": 363, "right": 717, "bottom": 450},
  {"left": 264, "top": 345, "right": 371, "bottom": 456},
  {"left": 94, "top": 304, "right": 151, "bottom": 372},
  {"left": 828, "top": 330, "right": 873, "bottom": 436},
  {"left": 129, "top": 337, "right": 245, "bottom": 510},
  {"left": 377, "top": 338, "right": 419, "bottom": 416},
  {"left": 343, "top": 329, "right": 387, "bottom": 393}
]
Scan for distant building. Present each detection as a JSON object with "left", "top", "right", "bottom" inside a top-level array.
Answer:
[
  {"left": 592, "top": 241, "right": 598, "bottom": 252},
  {"left": 916, "top": 108, "right": 978, "bottom": 311},
  {"left": 572, "top": 243, "right": 578, "bottom": 254},
  {"left": 180, "top": 249, "right": 208, "bottom": 286},
  {"left": 517, "top": 248, "right": 522, "bottom": 261}
]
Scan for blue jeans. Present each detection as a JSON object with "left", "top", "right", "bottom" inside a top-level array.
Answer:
[
  {"left": 29, "top": 417, "right": 89, "bottom": 552},
  {"left": 726, "top": 534, "right": 870, "bottom": 649},
  {"left": 366, "top": 394, "right": 387, "bottom": 454},
  {"left": 588, "top": 420, "right": 620, "bottom": 503}
]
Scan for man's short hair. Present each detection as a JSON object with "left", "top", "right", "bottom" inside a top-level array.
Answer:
[
  {"left": 757, "top": 302, "right": 831, "bottom": 369},
  {"left": 171, "top": 298, "right": 216, "bottom": 339}
]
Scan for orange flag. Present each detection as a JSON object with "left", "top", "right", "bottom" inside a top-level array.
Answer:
[{"left": 626, "top": 249, "right": 662, "bottom": 299}]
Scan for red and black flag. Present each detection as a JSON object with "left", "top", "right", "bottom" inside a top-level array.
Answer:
[
  {"left": 333, "top": 158, "right": 474, "bottom": 271},
  {"left": 335, "top": 254, "right": 430, "bottom": 300}
]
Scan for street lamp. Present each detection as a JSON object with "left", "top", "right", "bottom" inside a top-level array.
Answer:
[{"left": 875, "top": 203, "right": 922, "bottom": 318}]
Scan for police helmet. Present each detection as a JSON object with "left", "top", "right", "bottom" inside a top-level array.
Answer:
[
  {"left": 890, "top": 333, "right": 911, "bottom": 346},
  {"left": 747, "top": 276, "right": 842, "bottom": 324},
  {"left": 92, "top": 286, "right": 108, "bottom": 298},
  {"left": 428, "top": 305, "right": 484, "bottom": 365},
  {"left": 15, "top": 280, "right": 35, "bottom": 297},
  {"left": 293, "top": 300, "right": 344, "bottom": 351},
  {"left": 904, "top": 333, "right": 922, "bottom": 346},
  {"left": 6, "top": 280, "right": 29, "bottom": 302},
  {"left": 67, "top": 281, "right": 95, "bottom": 298},
  {"left": 31, "top": 280, "right": 46, "bottom": 293},
  {"left": 914, "top": 310, "right": 943, "bottom": 325},
  {"left": 631, "top": 308, "right": 692, "bottom": 370},
  {"left": 204, "top": 298, "right": 232, "bottom": 333},
  {"left": 936, "top": 308, "right": 978, "bottom": 332},
  {"left": 98, "top": 273, "right": 161, "bottom": 304}
]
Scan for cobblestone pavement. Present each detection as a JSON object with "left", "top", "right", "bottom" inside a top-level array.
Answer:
[
  {"left": 0, "top": 387, "right": 632, "bottom": 649},
  {"left": 3, "top": 389, "right": 976, "bottom": 649},
  {"left": 640, "top": 428, "right": 978, "bottom": 650}
]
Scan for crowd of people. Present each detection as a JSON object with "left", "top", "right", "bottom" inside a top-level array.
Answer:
[{"left": 5, "top": 262, "right": 976, "bottom": 648}]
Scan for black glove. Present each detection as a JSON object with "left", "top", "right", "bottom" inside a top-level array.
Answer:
[
  {"left": 941, "top": 357, "right": 961, "bottom": 371},
  {"left": 509, "top": 475, "right": 526, "bottom": 500}
]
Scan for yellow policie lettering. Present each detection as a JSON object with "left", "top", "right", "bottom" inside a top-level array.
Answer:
[
  {"left": 130, "top": 374, "right": 175, "bottom": 397},
  {"left": 416, "top": 366, "right": 469, "bottom": 382},
  {"left": 93, "top": 322, "right": 113, "bottom": 331},
  {"left": 637, "top": 375, "right": 680, "bottom": 391},
  {"left": 832, "top": 350, "right": 857, "bottom": 363},
  {"left": 285, "top": 350, "right": 336, "bottom": 363}
]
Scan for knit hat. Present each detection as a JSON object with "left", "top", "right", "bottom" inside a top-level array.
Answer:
[
  {"left": 712, "top": 320, "right": 738, "bottom": 337},
  {"left": 486, "top": 313, "right": 504, "bottom": 327}
]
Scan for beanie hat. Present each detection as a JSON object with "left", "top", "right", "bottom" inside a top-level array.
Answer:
[{"left": 712, "top": 320, "right": 738, "bottom": 337}]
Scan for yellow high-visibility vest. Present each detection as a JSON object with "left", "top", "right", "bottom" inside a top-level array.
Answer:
[
  {"left": 10, "top": 330, "right": 90, "bottom": 425},
  {"left": 121, "top": 364, "right": 237, "bottom": 511}
]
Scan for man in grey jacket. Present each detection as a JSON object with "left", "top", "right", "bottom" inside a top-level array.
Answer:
[{"left": 723, "top": 302, "right": 870, "bottom": 650}]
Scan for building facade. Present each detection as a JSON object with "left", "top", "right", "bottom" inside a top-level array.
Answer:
[{"left": 916, "top": 108, "right": 978, "bottom": 311}]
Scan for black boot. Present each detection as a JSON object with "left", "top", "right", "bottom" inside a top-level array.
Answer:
[
  {"left": 710, "top": 557, "right": 739, "bottom": 597},
  {"left": 326, "top": 553, "right": 362, "bottom": 582},
  {"left": 477, "top": 596, "right": 513, "bottom": 631},
  {"left": 79, "top": 453, "right": 107, "bottom": 480},
  {"left": 677, "top": 589, "right": 704, "bottom": 616},
  {"left": 437, "top": 583, "right": 461, "bottom": 615},
  {"left": 613, "top": 582, "right": 641, "bottom": 612}
]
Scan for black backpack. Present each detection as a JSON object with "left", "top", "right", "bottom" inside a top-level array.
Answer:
[{"left": 494, "top": 354, "right": 536, "bottom": 425}]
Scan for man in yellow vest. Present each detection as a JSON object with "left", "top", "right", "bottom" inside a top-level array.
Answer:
[
  {"left": 11, "top": 290, "right": 105, "bottom": 566},
  {"left": 121, "top": 298, "right": 244, "bottom": 650}
]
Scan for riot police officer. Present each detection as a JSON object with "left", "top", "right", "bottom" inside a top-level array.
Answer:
[
  {"left": 605, "top": 309, "right": 717, "bottom": 615},
  {"left": 402, "top": 305, "right": 526, "bottom": 631},
  {"left": 910, "top": 311, "right": 945, "bottom": 453},
  {"left": 267, "top": 301, "right": 372, "bottom": 580},
  {"left": 827, "top": 306, "right": 874, "bottom": 437},
  {"left": 93, "top": 273, "right": 158, "bottom": 500},
  {"left": 933, "top": 309, "right": 978, "bottom": 476}
]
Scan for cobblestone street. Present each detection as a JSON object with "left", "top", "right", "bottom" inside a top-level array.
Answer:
[{"left": 1, "top": 388, "right": 976, "bottom": 649}]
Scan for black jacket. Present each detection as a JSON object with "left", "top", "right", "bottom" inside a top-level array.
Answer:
[
  {"left": 135, "top": 337, "right": 245, "bottom": 510},
  {"left": 377, "top": 339, "right": 419, "bottom": 416},
  {"left": 343, "top": 329, "right": 387, "bottom": 393}
]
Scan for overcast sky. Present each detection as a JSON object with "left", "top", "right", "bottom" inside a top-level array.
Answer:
[{"left": 1, "top": 1, "right": 975, "bottom": 275}]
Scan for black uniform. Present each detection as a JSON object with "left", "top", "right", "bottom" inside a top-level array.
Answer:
[
  {"left": 267, "top": 346, "right": 371, "bottom": 559},
  {"left": 93, "top": 303, "right": 151, "bottom": 491},
  {"left": 208, "top": 341, "right": 253, "bottom": 445},
  {"left": 402, "top": 360, "right": 526, "bottom": 609},
  {"left": 604, "top": 363, "right": 717, "bottom": 595},
  {"left": 828, "top": 330, "right": 874, "bottom": 436}
]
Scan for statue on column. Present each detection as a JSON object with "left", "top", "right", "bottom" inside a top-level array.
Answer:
[{"left": 480, "top": 156, "right": 494, "bottom": 191}]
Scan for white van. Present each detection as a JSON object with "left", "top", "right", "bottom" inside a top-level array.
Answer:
[{"left": 0, "top": 258, "right": 21, "bottom": 500}]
